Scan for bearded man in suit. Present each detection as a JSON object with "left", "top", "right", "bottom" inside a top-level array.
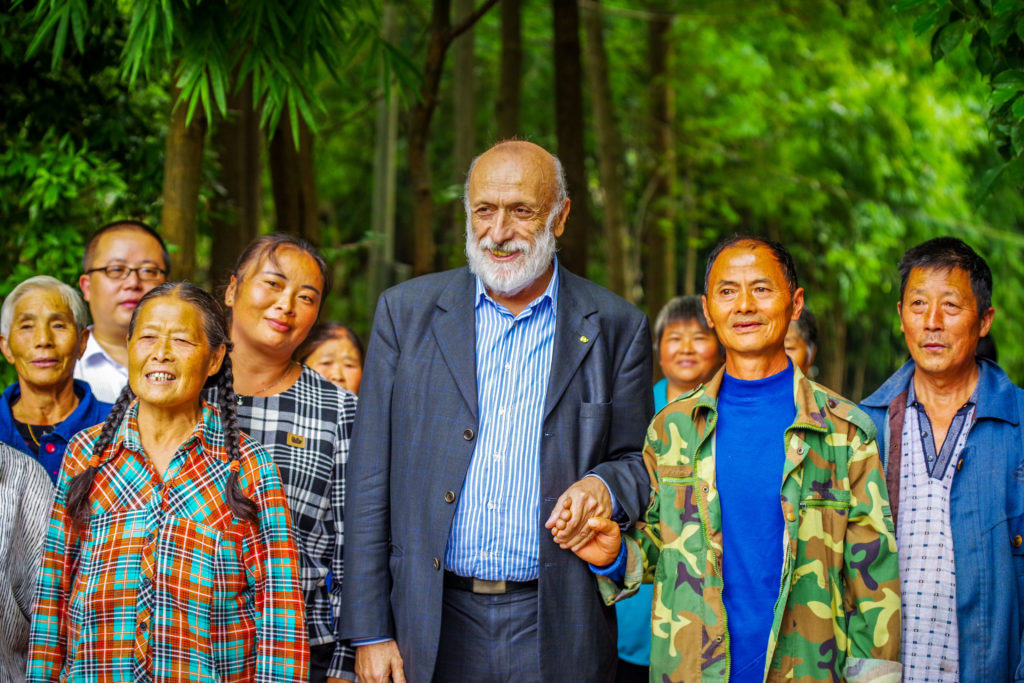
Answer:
[{"left": 340, "top": 140, "right": 653, "bottom": 683}]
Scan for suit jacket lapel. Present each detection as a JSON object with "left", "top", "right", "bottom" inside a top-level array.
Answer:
[
  {"left": 545, "top": 267, "right": 599, "bottom": 419},
  {"left": 432, "top": 269, "right": 479, "bottom": 419}
]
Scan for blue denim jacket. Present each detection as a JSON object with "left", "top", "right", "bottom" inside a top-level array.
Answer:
[{"left": 861, "top": 358, "right": 1024, "bottom": 682}]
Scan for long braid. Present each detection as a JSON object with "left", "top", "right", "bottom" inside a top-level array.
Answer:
[
  {"left": 217, "top": 352, "right": 258, "bottom": 524},
  {"left": 66, "top": 383, "right": 137, "bottom": 531}
]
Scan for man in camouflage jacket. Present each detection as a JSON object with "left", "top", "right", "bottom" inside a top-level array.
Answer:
[{"left": 571, "top": 237, "right": 901, "bottom": 682}]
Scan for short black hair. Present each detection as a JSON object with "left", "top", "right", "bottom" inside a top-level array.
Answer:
[
  {"left": 790, "top": 308, "right": 818, "bottom": 349},
  {"left": 897, "top": 237, "right": 992, "bottom": 315},
  {"left": 83, "top": 220, "right": 171, "bottom": 275},
  {"left": 976, "top": 334, "right": 998, "bottom": 363},
  {"left": 703, "top": 234, "right": 799, "bottom": 295},
  {"left": 295, "top": 322, "right": 364, "bottom": 364},
  {"left": 653, "top": 295, "right": 714, "bottom": 350}
]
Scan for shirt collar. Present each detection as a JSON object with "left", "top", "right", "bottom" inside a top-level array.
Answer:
[
  {"left": 105, "top": 399, "right": 226, "bottom": 468},
  {"left": 906, "top": 372, "right": 979, "bottom": 414},
  {"left": 473, "top": 257, "right": 560, "bottom": 316},
  {"left": 81, "top": 327, "right": 121, "bottom": 367}
]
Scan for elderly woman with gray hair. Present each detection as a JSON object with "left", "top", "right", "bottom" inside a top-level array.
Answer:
[{"left": 0, "top": 276, "right": 112, "bottom": 483}]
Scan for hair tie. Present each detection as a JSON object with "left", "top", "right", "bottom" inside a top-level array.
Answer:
[
  {"left": 89, "top": 454, "right": 100, "bottom": 469},
  {"left": 228, "top": 460, "right": 240, "bottom": 473}
]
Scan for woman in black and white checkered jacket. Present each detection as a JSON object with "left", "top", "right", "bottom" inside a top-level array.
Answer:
[{"left": 208, "top": 234, "right": 358, "bottom": 683}]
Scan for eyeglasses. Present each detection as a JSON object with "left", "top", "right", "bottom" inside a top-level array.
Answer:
[{"left": 85, "top": 265, "right": 167, "bottom": 282}]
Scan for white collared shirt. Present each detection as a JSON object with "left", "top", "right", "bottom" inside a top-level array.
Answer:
[{"left": 73, "top": 327, "right": 129, "bottom": 403}]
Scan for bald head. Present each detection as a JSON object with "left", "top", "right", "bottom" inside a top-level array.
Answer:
[{"left": 464, "top": 141, "right": 568, "bottom": 216}]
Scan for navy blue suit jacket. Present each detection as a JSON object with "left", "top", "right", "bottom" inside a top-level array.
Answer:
[{"left": 340, "top": 265, "right": 653, "bottom": 682}]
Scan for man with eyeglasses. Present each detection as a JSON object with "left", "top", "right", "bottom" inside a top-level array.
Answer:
[{"left": 74, "top": 220, "right": 169, "bottom": 402}]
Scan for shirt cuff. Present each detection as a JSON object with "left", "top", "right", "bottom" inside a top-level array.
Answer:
[
  {"left": 588, "top": 541, "right": 626, "bottom": 582},
  {"left": 351, "top": 637, "right": 393, "bottom": 647},
  {"left": 584, "top": 473, "right": 624, "bottom": 522}
]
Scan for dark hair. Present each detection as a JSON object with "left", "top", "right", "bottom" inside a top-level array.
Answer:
[
  {"left": 790, "top": 308, "right": 818, "bottom": 350},
  {"left": 83, "top": 220, "right": 171, "bottom": 275},
  {"left": 65, "top": 283, "right": 257, "bottom": 531},
  {"left": 703, "top": 234, "right": 799, "bottom": 296},
  {"left": 897, "top": 237, "right": 992, "bottom": 315},
  {"left": 295, "top": 322, "right": 364, "bottom": 364},
  {"left": 652, "top": 296, "right": 715, "bottom": 351},
  {"left": 230, "top": 234, "right": 331, "bottom": 310},
  {"left": 976, "top": 334, "right": 998, "bottom": 363}
]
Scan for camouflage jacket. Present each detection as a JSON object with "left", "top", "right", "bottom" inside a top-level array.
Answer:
[{"left": 600, "top": 366, "right": 901, "bottom": 682}]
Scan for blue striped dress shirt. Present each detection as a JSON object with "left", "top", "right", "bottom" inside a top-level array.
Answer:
[{"left": 444, "top": 267, "right": 559, "bottom": 581}]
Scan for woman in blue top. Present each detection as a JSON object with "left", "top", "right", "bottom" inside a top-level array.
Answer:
[
  {"left": 616, "top": 295, "right": 722, "bottom": 683},
  {"left": 0, "top": 276, "right": 112, "bottom": 483}
]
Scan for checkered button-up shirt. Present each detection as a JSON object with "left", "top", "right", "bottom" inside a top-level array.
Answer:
[
  {"left": 27, "top": 400, "right": 309, "bottom": 683},
  {"left": 898, "top": 381, "right": 977, "bottom": 682},
  {"left": 208, "top": 366, "right": 357, "bottom": 678}
]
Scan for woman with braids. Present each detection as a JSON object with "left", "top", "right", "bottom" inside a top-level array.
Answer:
[
  {"left": 207, "top": 234, "right": 358, "bottom": 683},
  {"left": 26, "top": 283, "right": 309, "bottom": 683}
]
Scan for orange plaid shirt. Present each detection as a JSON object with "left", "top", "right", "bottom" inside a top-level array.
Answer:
[{"left": 27, "top": 400, "right": 309, "bottom": 682}]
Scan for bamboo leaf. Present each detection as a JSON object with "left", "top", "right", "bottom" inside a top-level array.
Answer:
[{"left": 993, "top": 68, "right": 1024, "bottom": 89}]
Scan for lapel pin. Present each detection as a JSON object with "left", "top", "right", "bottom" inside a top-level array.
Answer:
[{"left": 579, "top": 335, "right": 589, "bottom": 343}]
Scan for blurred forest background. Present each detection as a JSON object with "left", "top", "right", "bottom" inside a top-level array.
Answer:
[{"left": 3, "top": 0, "right": 1023, "bottom": 399}]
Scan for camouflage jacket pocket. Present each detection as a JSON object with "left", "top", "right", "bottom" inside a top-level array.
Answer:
[{"left": 793, "top": 488, "right": 851, "bottom": 590}]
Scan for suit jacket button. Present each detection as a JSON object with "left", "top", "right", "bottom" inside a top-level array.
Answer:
[
  {"left": 444, "top": 490, "right": 456, "bottom": 503},
  {"left": 1014, "top": 535, "right": 1023, "bottom": 548},
  {"left": 433, "top": 557, "right": 441, "bottom": 570},
  {"left": 463, "top": 428, "right": 474, "bottom": 440},
  {"left": 957, "top": 458, "right": 964, "bottom": 471}
]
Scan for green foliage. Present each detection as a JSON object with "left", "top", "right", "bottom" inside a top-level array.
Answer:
[
  {"left": 0, "top": 4, "right": 166, "bottom": 387},
  {"left": 903, "top": 0, "right": 1024, "bottom": 198},
  {"left": 0, "top": 132, "right": 128, "bottom": 388},
  {"left": 24, "top": 0, "right": 386, "bottom": 146}
]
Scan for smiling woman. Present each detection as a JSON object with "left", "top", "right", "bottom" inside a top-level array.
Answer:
[
  {"left": 209, "top": 234, "right": 359, "bottom": 682},
  {"left": 26, "top": 282, "right": 309, "bottom": 683},
  {"left": 0, "top": 276, "right": 112, "bottom": 483}
]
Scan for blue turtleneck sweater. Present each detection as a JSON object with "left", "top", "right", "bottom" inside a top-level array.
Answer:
[{"left": 716, "top": 360, "right": 794, "bottom": 681}]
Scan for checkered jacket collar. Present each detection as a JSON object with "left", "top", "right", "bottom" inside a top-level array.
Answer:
[{"left": 102, "top": 399, "right": 228, "bottom": 467}]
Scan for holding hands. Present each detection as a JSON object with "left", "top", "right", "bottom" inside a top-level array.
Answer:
[
  {"left": 544, "top": 476, "right": 612, "bottom": 551},
  {"left": 544, "top": 476, "right": 623, "bottom": 567},
  {"left": 572, "top": 517, "right": 622, "bottom": 567}
]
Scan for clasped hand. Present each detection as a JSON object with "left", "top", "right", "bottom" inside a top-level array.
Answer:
[{"left": 544, "top": 477, "right": 622, "bottom": 566}]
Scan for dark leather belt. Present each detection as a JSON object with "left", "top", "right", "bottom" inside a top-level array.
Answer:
[{"left": 443, "top": 570, "right": 538, "bottom": 595}]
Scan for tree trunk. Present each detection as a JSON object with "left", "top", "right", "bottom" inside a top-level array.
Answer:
[
  {"left": 161, "top": 86, "right": 207, "bottom": 282},
  {"left": 410, "top": 0, "right": 451, "bottom": 276},
  {"left": 850, "top": 331, "right": 868, "bottom": 402},
  {"left": 643, "top": 9, "right": 676, "bottom": 315},
  {"left": 497, "top": 0, "right": 522, "bottom": 138},
  {"left": 269, "top": 112, "right": 319, "bottom": 245},
  {"left": 581, "top": 0, "right": 631, "bottom": 300},
  {"left": 370, "top": 1, "right": 401, "bottom": 302},
  {"left": 681, "top": 165, "right": 697, "bottom": 295},
  {"left": 551, "top": 0, "right": 591, "bottom": 276},
  {"left": 825, "top": 314, "right": 847, "bottom": 394},
  {"left": 409, "top": 0, "right": 500, "bottom": 276},
  {"left": 210, "top": 76, "right": 261, "bottom": 287},
  {"left": 453, "top": 0, "right": 477, "bottom": 180}
]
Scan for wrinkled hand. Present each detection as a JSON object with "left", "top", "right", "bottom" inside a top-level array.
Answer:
[
  {"left": 355, "top": 641, "right": 406, "bottom": 683},
  {"left": 544, "top": 476, "right": 612, "bottom": 551},
  {"left": 572, "top": 517, "right": 623, "bottom": 566}
]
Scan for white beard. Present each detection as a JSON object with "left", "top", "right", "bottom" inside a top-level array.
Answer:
[{"left": 465, "top": 215, "right": 558, "bottom": 297}]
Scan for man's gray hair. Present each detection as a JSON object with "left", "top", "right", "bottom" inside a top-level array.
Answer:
[
  {"left": 462, "top": 143, "right": 569, "bottom": 219},
  {"left": 1, "top": 275, "right": 90, "bottom": 337}
]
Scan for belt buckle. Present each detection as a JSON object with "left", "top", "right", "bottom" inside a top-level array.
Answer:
[{"left": 472, "top": 578, "right": 506, "bottom": 595}]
